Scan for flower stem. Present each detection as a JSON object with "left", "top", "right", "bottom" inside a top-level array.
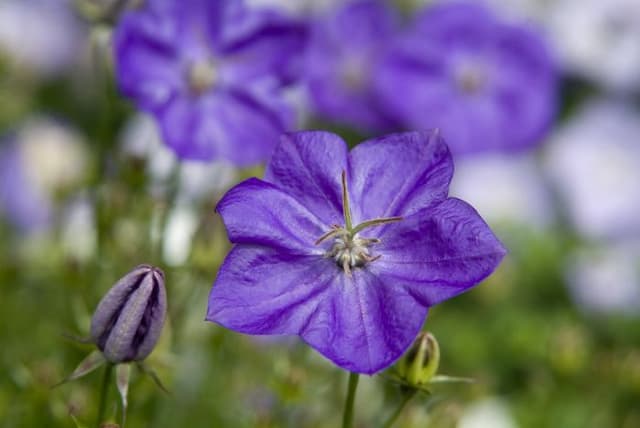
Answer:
[
  {"left": 342, "top": 372, "right": 360, "bottom": 428},
  {"left": 381, "top": 389, "right": 417, "bottom": 428},
  {"left": 96, "top": 363, "right": 113, "bottom": 428}
]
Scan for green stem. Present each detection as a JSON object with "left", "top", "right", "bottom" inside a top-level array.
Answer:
[
  {"left": 96, "top": 363, "right": 113, "bottom": 428},
  {"left": 341, "top": 372, "right": 360, "bottom": 428},
  {"left": 381, "top": 389, "right": 417, "bottom": 428}
]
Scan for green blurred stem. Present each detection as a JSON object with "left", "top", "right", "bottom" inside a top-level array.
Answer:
[
  {"left": 96, "top": 363, "right": 113, "bottom": 428},
  {"left": 342, "top": 372, "right": 360, "bottom": 428},
  {"left": 381, "top": 389, "right": 417, "bottom": 428}
]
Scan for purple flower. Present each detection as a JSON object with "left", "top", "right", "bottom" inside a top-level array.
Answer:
[
  {"left": 304, "top": 0, "right": 401, "bottom": 132},
  {"left": 207, "top": 130, "right": 506, "bottom": 374},
  {"left": 0, "top": 138, "right": 52, "bottom": 233},
  {"left": 114, "top": 0, "right": 306, "bottom": 165},
  {"left": 376, "top": 2, "right": 557, "bottom": 155}
]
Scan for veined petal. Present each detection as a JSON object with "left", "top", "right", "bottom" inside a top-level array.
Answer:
[
  {"left": 217, "top": 178, "right": 327, "bottom": 253},
  {"left": 301, "top": 269, "right": 428, "bottom": 374},
  {"left": 264, "top": 131, "right": 348, "bottom": 225},
  {"left": 347, "top": 131, "right": 452, "bottom": 223},
  {"left": 374, "top": 198, "right": 506, "bottom": 305},
  {"left": 207, "top": 246, "right": 337, "bottom": 334}
]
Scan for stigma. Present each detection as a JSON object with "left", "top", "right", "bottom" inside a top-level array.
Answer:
[{"left": 321, "top": 227, "right": 381, "bottom": 275}]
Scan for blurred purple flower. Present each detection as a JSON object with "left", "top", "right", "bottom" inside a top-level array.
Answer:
[
  {"left": 304, "top": 0, "right": 401, "bottom": 132},
  {"left": 114, "top": 0, "right": 306, "bottom": 165},
  {"left": 565, "top": 243, "right": 640, "bottom": 317},
  {"left": 450, "top": 153, "right": 554, "bottom": 230},
  {"left": 0, "top": 139, "right": 51, "bottom": 233},
  {"left": 207, "top": 130, "right": 505, "bottom": 374},
  {"left": 0, "top": 0, "right": 86, "bottom": 77},
  {"left": 377, "top": 1, "right": 557, "bottom": 155},
  {"left": 547, "top": 0, "right": 640, "bottom": 92},
  {"left": 545, "top": 100, "right": 640, "bottom": 241}
]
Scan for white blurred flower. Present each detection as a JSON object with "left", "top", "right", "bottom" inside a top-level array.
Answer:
[
  {"left": 177, "top": 162, "right": 236, "bottom": 204},
  {"left": 120, "top": 114, "right": 176, "bottom": 186},
  {"left": 61, "top": 193, "right": 96, "bottom": 262},
  {"left": 450, "top": 153, "right": 554, "bottom": 230},
  {"left": 545, "top": 100, "right": 640, "bottom": 241},
  {"left": 0, "top": 0, "right": 86, "bottom": 77},
  {"left": 19, "top": 117, "right": 89, "bottom": 193},
  {"left": 245, "top": 0, "right": 341, "bottom": 15},
  {"left": 162, "top": 203, "right": 199, "bottom": 267},
  {"left": 565, "top": 243, "right": 640, "bottom": 316},
  {"left": 458, "top": 398, "right": 518, "bottom": 428},
  {"left": 547, "top": 0, "right": 640, "bottom": 91}
]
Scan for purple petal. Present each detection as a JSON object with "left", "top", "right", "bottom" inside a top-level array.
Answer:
[
  {"left": 301, "top": 269, "right": 429, "bottom": 374},
  {"left": 207, "top": 246, "right": 337, "bottom": 334},
  {"left": 264, "top": 131, "right": 348, "bottom": 226},
  {"left": 157, "top": 90, "right": 289, "bottom": 164},
  {"left": 114, "top": 9, "right": 184, "bottom": 110},
  {"left": 216, "top": 178, "right": 327, "bottom": 253},
  {"left": 374, "top": 198, "right": 506, "bottom": 304},
  {"left": 347, "top": 131, "right": 452, "bottom": 223},
  {"left": 218, "top": 10, "right": 307, "bottom": 86},
  {"left": 208, "top": 246, "right": 428, "bottom": 374}
]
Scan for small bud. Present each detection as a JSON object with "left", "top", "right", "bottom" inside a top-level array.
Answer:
[
  {"left": 396, "top": 332, "right": 440, "bottom": 387},
  {"left": 90, "top": 265, "right": 167, "bottom": 363}
]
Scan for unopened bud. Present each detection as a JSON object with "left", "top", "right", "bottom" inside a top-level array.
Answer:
[
  {"left": 90, "top": 265, "right": 167, "bottom": 363},
  {"left": 396, "top": 332, "right": 440, "bottom": 386}
]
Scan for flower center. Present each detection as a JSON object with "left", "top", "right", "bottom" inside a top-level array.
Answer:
[
  {"left": 454, "top": 63, "right": 486, "bottom": 94},
  {"left": 187, "top": 59, "right": 217, "bottom": 94},
  {"left": 315, "top": 171, "right": 402, "bottom": 276}
]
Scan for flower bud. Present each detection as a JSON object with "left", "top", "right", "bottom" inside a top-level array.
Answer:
[
  {"left": 90, "top": 265, "right": 167, "bottom": 363},
  {"left": 396, "top": 332, "right": 440, "bottom": 387}
]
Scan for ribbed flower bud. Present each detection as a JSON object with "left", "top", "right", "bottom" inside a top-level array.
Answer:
[
  {"left": 396, "top": 332, "right": 440, "bottom": 387},
  {"left": 90, "top": 265, "right": 167, "bottom": 363}
]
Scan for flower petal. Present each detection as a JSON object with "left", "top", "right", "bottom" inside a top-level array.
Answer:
[
  {"left": 374, "top": 198, "right": 506, "bottom": 305},
  {"left": 207, "top": 246, "right": 337, "bottom": 334},
  {"left": 114, "top": 9, "right": 183, "bottom": 111},
  {"left": 301, "top": 270, "right": 428, "bottom": 374},
  {"left": 264, "top": 131, "right": 348, "bottom": 225},
  {"left": 157, "top": 90, "right": 289, "bottom": 164},
  {"left": 217, "top": 178, "right": 327, "bottom": 253},
  {"left": 218, "top": 10, "right": 307, "bottom": 86},
  {"left": 207, "top": 246, "right": 429, "bottom": 375},
  {"left": 347, "top": 131, "right": 453, "bottom": 223}
]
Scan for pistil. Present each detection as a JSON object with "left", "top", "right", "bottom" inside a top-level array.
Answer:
[{"left": 316, "top": 171, "right": 402, "bottom": 275}]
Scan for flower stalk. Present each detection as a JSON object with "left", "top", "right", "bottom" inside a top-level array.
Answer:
[
  {"left": 96, "top": 363, "right": 113, "bottom": 428},
  {"left": 342, "top": 372, "right": 360, "bottom": 428},
  {"left": 381, "top": 389, "right": 417, "bottom": 428}
]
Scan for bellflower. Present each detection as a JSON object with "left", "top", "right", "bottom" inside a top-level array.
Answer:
[
  {"left": 377, "top": 2, "right": 557, "bottom": 155},
  {"left": 545, "top": 100, "right": 640, "bottom": 241},
  {"left": 207, "top": 130, "right": 506, "bottom": 374},
  {"left": 0, "top": 139, "right": 51, "bottom": 233},
  {"left": 304, "top": 0, "right": 400, "bottom": 132},
  {"left": 114, "top": 0, "right": 306, "bottom": 165},
  {"left": 547, "top": 0, "right": 640, "bottom": 92}
]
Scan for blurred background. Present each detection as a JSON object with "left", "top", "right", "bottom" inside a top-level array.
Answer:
[{"left": 1, "top": 0, "right": 639, "bottom": 427}]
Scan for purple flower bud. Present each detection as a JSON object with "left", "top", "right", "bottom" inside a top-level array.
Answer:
[{"left": 90, "top": 265, "right": 167, "bottom": 363}]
